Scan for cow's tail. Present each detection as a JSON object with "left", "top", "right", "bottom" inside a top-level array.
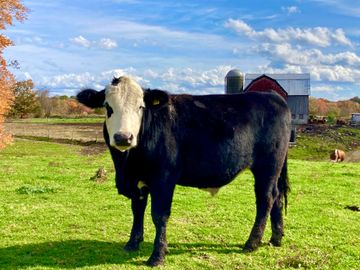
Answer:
[{"left": 278, "top": 154, "right": 290, "bottom": 214}]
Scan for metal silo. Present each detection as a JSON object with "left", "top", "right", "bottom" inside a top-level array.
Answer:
[{"left": 225, "top": 69, "right": 244, "bottom": 94}]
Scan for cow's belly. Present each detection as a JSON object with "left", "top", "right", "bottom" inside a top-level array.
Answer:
[
  {"left": 176, "top": 159, "right": 248, "bottom": 189},
  {"left": 177, "top": 141, "right": 252, "bottom": 188}
]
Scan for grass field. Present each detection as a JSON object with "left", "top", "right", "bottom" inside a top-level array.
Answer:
[{"left": 0, "top": 140, "right": 359, "bottom": 269}]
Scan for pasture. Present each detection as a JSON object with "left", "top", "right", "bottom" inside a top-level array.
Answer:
[{"left": 0, "top": 137, "right": 359, "bottom": 269}]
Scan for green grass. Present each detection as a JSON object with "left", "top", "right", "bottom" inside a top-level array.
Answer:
[
  {"left": 289, "top": 126, "right": 360, "bottom": 160},
  {"left": 0, "top": 140, "right": 360, "bottom": 269}
]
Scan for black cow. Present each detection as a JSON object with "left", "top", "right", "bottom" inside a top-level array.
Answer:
[{"left": 77, "top": 76, "right": 291, "bottom": 266}]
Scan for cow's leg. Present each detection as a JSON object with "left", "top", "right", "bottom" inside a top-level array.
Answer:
[
  {"left": 269, "top": 189, "right": 284, "bottom": 247},
  {"left": 147, "top": 184, "right": 175, "bottom": 266},
  {"left": 124, "top": 191, "right": 149, "bottom": 251},
  {"left": 245, "top": 166, "right": 277, "bottom": 251}
]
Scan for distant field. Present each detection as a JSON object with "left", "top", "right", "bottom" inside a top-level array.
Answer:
[
  {"left": 7, "top": 116, "right": 105, "bottom": 124},
  {"left": 289, "top": 125, "right": 360, "bottom": 161},
  {"left": 0, "top": 140, "right": 359, "bottom": 269},
  {"left": 4, "top": 118, "right": 104, "bottom": 143},
  {"left": 5, "top": 118, "right": 360, "bottom": 161}
]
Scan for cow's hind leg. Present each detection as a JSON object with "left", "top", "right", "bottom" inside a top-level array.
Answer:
[
  {"left": 124, "top": 191, "right": 149, "bottom": 251},
  {"left": 269, "top": 191, "right": 284, "bottom": 247},
  {"left": 270, "top": 157, "right": 288, "bottom": 247},
  {"left": 244, "top": 165, "right": 278, "bottom": 252}
]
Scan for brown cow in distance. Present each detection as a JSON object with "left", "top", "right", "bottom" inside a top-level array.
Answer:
[{"left": 330, "top": 149, "right": 346, "bottom": 162}]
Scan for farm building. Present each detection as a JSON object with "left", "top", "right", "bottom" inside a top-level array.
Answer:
[
  {"left": 244, "top": 74, "right": 288, "bottom": 100},
  {"left": 225, "top": 70, "right": 311, "bottom": 142},
  {"left": 351, "top": 113, "right": 360, "bottom": 125}
]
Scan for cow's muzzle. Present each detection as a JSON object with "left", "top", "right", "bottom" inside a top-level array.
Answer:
[{"left": 113, "top": 132, "right": 134, "bottom": 148}]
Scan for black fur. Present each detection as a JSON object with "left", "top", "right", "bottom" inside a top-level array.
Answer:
[
  {"left": 112, "top": 76, "right": 122, "bottom": 85},
  {"left": 76, "top": 89, "right": 105, "bottom": 108},
  {"left": 104, "top": 102, "right": 113, "bottom": 118},
  {"left": 77, "top": 88, "right": 291, "bottom": 266}
]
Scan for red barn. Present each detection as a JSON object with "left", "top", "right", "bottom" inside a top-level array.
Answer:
[{"left": 244, "top": 74, "right": 288, "bottom": 100}]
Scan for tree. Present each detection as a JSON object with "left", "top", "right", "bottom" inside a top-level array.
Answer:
[
  {"left": 350, "top": 96, "right": 360, "bottom": 104},
  {"left": 8, "top": 80, "right": 40, "bottom": 118},
  {"left": 36, "top": 89, "right": 52, "bottom": 117},
  {"left": 0, "top": 0, "right": 28, "bottom": 148}
]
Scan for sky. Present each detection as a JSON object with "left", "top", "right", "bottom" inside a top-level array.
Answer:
[{"left": 3, "top": 0, "right": 360, "bottom": 100}]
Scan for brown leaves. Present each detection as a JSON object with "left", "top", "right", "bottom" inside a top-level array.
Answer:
[
  {"left": 0, "top": 0, "right": 28, "bottom": 30},
  {"left": 0, "top": 0, "right": 28, "bottom": 148},
  {"left": 309, "top": 96, "right": 360, "bottom": 118}
]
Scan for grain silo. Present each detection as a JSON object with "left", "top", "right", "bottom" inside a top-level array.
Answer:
[{"left": 225, "top": 69, "right": 244, "bottom": 94}]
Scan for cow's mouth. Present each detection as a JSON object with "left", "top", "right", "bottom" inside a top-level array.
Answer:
[{"left": 114, "top": 145, "right": 132, "bottom": 152}]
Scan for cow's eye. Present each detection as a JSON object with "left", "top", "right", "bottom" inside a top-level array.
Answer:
[
  {"left": 139, "top": 105, "right": 145, "bottom": 111},
  {"left": 104, "top": 102, "right": 113, "bottom": 118}
]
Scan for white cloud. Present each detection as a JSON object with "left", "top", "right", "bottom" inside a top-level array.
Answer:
[
  {"left": 224, "top": 19, "right": 254, "bottom": 35},
  {"left": 70, "top": 35, "right": 91, "bottom": 48},
  {"left": 83, "top": 19, "right": 236, "bottom": 52},
  {"left": 310, "top": 83, "right": 357, "bottom": 101},
  {"left": 28, "top": 65, "right": 233, "bottom": 96},
  {"left": 253, "top": 42, "right": 360, "bottom": 83},
  {"left": 70, "top": 36, "right": 118, "bottom": 50},
  {"left": 282, "top": 6, "right": 300, "bottom": 14},
  {"left": 141, "top": 66, "right": 232, "bottom": 94},
  {"left": 225, "top": 19, "right": 353, "bottom": 47},
  {"left": 256, "top": 43, "right": 360, "bottom": 67},
  {"left": 98, "top": 38, "right": 118, "bottom": 49},
  {"left": 312, "top": 85, "right": 345, "bottom": 93}
]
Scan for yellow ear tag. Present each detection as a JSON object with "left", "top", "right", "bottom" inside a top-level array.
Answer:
[{"left": 152, "top": 99, "right": 160, "bottom": 106}]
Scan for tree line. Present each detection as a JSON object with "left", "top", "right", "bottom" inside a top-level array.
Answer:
[
  {"left": 6, "top": 79, "right": 103, "bottom": 118},
  {"left": 309, "top": 96, "right": 360, "bottom": 121},
  {"left": 7, "top": 78, "right": 360, "bottom": 120}
]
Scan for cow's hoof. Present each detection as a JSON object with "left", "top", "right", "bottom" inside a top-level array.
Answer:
[
  {"left": 124, "top": 241, "right": 141, "bottom": 252},
  {"left": 269, "top": 237, "right": 282, "bottom": 247},
  {"left": 146, "top": 255, "right": 164, "bottom": 267},
  {"left": 243, "top": 240, "right": 260, "bottom": 252}
]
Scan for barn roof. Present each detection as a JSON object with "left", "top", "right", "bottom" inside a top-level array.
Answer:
[
  {"left": 244, "top": 74, "right": 288, "bottom": 99},
  {"left": 244, "top": 73, "right": 310, "bottom": 96}
]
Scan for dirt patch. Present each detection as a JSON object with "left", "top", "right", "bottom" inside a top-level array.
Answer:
[
  {"left": 79, "top": 144, "right": 107, "bottom": 156},
  {"left": 90, "top": 167, "right": 108, "bottom": 183},
  {"left": 4, "top": 122, "right": 104, "bottom": 143},
  {"left": 345, "top": 150, "right": 360, "bottom": 162}
]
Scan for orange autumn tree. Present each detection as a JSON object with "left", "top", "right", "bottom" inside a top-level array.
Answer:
[{"left": 0, "top": 0, "right": 27, "bottom": 148}]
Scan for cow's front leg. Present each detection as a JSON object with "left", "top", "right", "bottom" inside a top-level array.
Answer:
[
  {"left": 147, "top": 184, "right": 175, "bottom": 266},
  {"left": 124, "top": 190, "right": 149, "bottom": 251}
]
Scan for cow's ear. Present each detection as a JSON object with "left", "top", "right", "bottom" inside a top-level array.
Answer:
[
  {"left": 144, "top": 89, "right": 169, "bottom": 109},
  {"left": 77, "top": 89, "right": 105, "bottom": 108}
]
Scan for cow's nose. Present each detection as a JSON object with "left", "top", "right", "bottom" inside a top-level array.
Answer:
[{"left": 113, "top": 132, "right": 134, "bottom": 147}]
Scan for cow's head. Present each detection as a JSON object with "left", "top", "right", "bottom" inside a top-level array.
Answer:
[{"left": 77, "top": 76, "right": 168, "bottom": 152}]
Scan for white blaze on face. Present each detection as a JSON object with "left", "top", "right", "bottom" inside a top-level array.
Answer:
[{"left": 104, "top": 76, "right": 145, "bottom": 151}]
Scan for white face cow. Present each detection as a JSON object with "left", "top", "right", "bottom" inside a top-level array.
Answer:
[
  {"left": 104, "top": 76, "right": 145, "bottom": 152},
  {"left": 77, "top": 76, "right": 169, "bottom": 152}
]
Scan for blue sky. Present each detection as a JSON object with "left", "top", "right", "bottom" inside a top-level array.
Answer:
[{"left": 4, "top": 0, "right": 360, "bottom": 100}]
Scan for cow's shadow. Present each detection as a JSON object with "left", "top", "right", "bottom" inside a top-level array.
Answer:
[{"left": 0, "top": 240, "right": 245, "bottom": 269}]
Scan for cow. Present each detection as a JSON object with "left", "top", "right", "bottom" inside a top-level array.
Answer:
[
  {"left": 77, "top": 76, "right": 291, "bottom": 266},
  {"left": 330, "top": 149, "right": 346, "bottom": 162}
]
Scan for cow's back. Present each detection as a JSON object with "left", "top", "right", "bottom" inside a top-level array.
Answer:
[{"left": 170, "top": 92, "right": 291, "bottom": 188}]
